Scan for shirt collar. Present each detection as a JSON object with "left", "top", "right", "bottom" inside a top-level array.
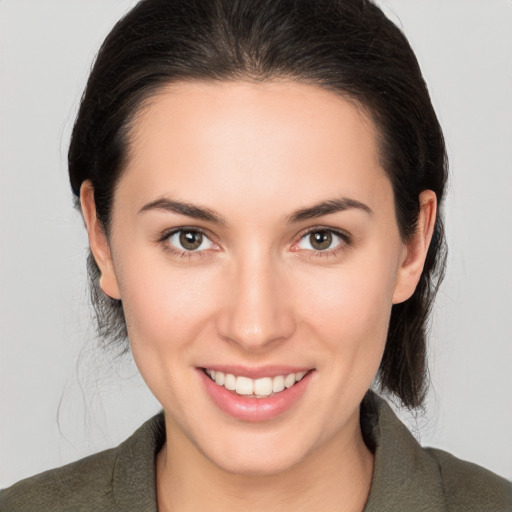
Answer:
[
  {"left": 111, "top": 393, "right": 446, "bottom": 511},
  {"left": 362, "top": 392, "right": 446, "bottom": 511}
]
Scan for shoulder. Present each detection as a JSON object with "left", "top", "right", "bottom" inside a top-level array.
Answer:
[
  {"left": 425, "top": 447, "right": 512, "bottom": 512},
  {"left": 362, "top": 392, "right": 512, "bottom": 512},
  {"left": 0, "top": 448, "right": 118, "bottom": 511},
  {"left": 0, "top": 413, "right": 165, "bottom": 512}
]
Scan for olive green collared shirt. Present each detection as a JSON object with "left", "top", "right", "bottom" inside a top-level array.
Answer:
[{"left": 1, "top": 393, "right": 511, "bottom": 511}]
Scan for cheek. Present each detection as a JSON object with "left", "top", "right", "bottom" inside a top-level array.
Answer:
[
  {"left": 115, "top": 254, "right": 227, "bottom": 411},
  {"left": 296, "top": 257, "right": 397, "bottom": 343},
  {"left": 291, "top": 248, "right": 400, "bottom": 401},
  {"left": 114, "top": 250, "right": 221, "bottom": 354}
]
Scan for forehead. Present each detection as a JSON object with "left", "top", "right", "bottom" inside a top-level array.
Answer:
[{"left": 120, "top": 80, "right": 390, "bottom": 217}]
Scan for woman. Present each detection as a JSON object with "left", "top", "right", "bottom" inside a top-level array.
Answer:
[{"left": 1, "top": 0, "right": 510, "bottom": 510}]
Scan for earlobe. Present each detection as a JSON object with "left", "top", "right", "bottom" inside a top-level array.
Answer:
[
  {"left": 80, "top": 181, "right": 121, "bottom": 300},
  {"left": 392, "top": 190, "right": 437, "bottom": 304}
]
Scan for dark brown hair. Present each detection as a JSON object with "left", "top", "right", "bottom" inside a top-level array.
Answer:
[{"left": 69, "top": 0, "right": 447, "bottom": 408}]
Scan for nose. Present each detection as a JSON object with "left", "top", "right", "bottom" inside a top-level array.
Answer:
[{"left": 215, "top": 251, "right": 296, "bottom": 352}]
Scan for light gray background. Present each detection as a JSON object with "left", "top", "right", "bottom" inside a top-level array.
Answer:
[{"left": 1, "top": 0, "right": 511, "bottom": 488}]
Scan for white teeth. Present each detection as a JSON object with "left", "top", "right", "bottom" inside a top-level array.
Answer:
[
  {"left": 272, "top": 375, "right": 285, "bottom": 393},
  {"left": 224, "top": 373, "right": 236, "bottom": 391},
  {"left": 253, "top": 377, "right": 273, "bottom": 396},
  {"left": 284, "top": 373, "right": 296, "bottom": 388},
  {"left": 235, "top": 376, "right": 254, "bottom": 395},
  {"left": 215, "top": 372, "right": 225, "bottom": 386},
  {"left": 205, "top": 369, "right": 310, "bottom": 398}
]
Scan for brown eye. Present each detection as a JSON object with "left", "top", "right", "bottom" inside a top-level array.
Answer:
[
  {"left": 165, "top": 229, "right": 214, "bottom": 253},
  {"left": 296, "top": 228, "right": 348, "bottom": 254},
  {"left": 309, "top": 230, "right": 333, "bottom": 250},
  {"left": 179, "top": 230, "right": 203, "bottom": 250}
]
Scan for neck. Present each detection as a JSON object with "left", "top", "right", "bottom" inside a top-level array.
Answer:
[{"left": 156, "top": 413, "right": 374, "bottom": 512}]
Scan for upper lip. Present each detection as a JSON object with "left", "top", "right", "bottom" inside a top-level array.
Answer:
[{"left": 199, "top": 365, "right": 314, "bottom": 379}]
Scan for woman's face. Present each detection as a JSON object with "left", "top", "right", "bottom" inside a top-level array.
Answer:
[{"left": 84, "top": 81, "right": 432, "bottom": 475}]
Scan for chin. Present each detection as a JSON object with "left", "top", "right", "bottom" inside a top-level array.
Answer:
[
  {"left": 211, "top": 449, "right": 306, "bottom": 477},
  {"left": 197, "top": 426, "right": 320, "bottom": 477}
]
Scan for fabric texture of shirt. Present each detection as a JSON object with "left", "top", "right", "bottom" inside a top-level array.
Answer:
[{"left": 1, "top": 392, "right": 511, "bottom": 511}]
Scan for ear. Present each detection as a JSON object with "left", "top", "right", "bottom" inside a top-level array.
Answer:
[
  {"left": 392, "top": 190, "right": 437, "bottom": 304},
  {"left": 80, "top": 181, "right": 121, "bottom": 300}
]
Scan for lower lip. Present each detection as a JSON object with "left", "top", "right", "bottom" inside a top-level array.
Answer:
[{"left": 198, "top": 369, "right": 314, "bottom": 422}]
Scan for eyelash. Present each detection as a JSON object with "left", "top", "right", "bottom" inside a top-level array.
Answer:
[
  {"left": 157, "top": 226, "right": 351, "bottom": 260},
  {"left": 157, "top": 226, "right": 213, "bottom": 260},
  {"left": 294, "top": 227, "right": 351, "bottom": 258}
]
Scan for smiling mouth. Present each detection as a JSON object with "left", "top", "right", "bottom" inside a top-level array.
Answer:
[{"left": 202, "top": 368, "right": 313, "bottom": 398}]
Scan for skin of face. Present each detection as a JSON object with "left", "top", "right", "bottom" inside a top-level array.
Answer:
[{"left": 81, "top": 81, "right": 436, "bottom": 509}]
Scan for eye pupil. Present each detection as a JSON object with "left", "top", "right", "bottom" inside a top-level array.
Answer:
[
  {"left": 180, "top": 230, "right": 203, "bottom": 250},
  {"left": 310, "top": 230, "right": 332, "bottom": 250}
]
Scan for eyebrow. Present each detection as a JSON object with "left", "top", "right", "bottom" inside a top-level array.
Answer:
[
  {"left": 138, "top": 198, "right": 227, "bottom": 225},
  {"left": 286, "top": 198, "right": 373, "bottom": 223},
  {"left": 138, "top": 196, "right": 372, "bottom": 225}
]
